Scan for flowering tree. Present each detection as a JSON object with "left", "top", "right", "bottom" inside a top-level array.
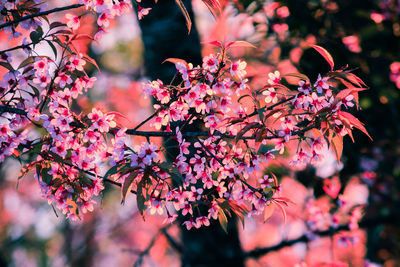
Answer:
[{"left": 0, "top": 0, "right": 377, "bottom": 266}]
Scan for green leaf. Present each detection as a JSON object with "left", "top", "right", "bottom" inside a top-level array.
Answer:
[
  {"left": 237, "top": 94, "right": 252, "bottom": 104},
  {"left": 49, "top": 21, "right": 66, "bottom": 30},
  {"left": 0, "top": 61, "right": 14, "bottom": 71},
  {"left": 218, "top": 208, "right": 228, "bottom": 233},
  {"left": 338, "top": 111, "right": 372, "bottom": 141},
  {"left": 121, "top": 171, "right": 139, "bottom": 204},
  {"left": 235, "top": 122, "right": 262, "bottom": 143},
  {"left": 170, "top": 167, "right": 184, "bottom": 183},
  {"left": 282, "top": 73, "right": 310, "bottom": 81},
  {"left": 274, "top": 201, "right": 287, "bottom": 224},
  {"left": 211, "top": 171, "right": 219, "bottom": 180},
  {"left": 257, "top": 144, "right": 274, "bottom": 155},
  {"left": 30, "top": 29, "right": 43, "bottom": 45},
  {"left": 46, "top": 40, "right": 58, "bottom": 59},
  {"left": 137, "top": 173, "right": 148, "bottom": 220},
  {"left": 41, "top": 168, "right": 52, "bottom": 184},
  {"left": 18, "top": 56, "right": 35, "bottom": 69},
  {"left": 200, "top": 0, "right": 221, "bottom": 19},
  {"left": 257, "top": 108, "right": 265, "bottom": 121},
  {"left": 28, "top": 84, "right": 40, "bottom": 98},
  {"left": 104, "top": 163, "right": 130, "bottom": 180}
]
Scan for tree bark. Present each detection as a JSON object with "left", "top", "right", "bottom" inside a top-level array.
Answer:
[{"left": 134, "top": 1, "right": 245, "bottom": 266}]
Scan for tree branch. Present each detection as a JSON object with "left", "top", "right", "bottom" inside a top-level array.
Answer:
[
  {"left": 0, "top": 105, "right": 316, "bottom": 140},
  {"left": 133, "top": 225, "right": 173, "bottom": 267},
  {"left": 0, "top": 4, "right": 83, "bottom": 30},
  {"left": 244, "top": 213, "right": 400, "bottom": 259},
  {"left": 0, "top": 42, "right": 33, "bottom": 54},
  {"left": 0, "top": 105, "right": 27, "bottom": 115},
  {"left": 161, "top": 227, "right": 183, "bottom": 254}
]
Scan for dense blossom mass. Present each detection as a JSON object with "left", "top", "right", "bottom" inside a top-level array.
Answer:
[{"left": 0, "top": 0, "right": 369, "bottom": 236}]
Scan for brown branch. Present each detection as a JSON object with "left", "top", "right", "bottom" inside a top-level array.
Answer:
[
  {"left": 133, "top": 225, "right": 173, "bottom": 267},
  {"left": 244, "top": 213, "right": 400, "bottom": 259},
  {"left": 0, "top": 4, "right": 83, "bottom": 30},
  {"left": 0, "top": 105, "right": 27, "bottom": 115},
  {"left": 0, "top": 42, "right": 33, "bottom": 54},
  {"left": 161, "top": 227, "right": 183, "bottom": 254},
  {"left": 0, "top": 105, "right": 317, "bottom": 140}
]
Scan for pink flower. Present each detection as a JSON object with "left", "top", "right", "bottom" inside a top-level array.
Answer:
[
  {"left": 97, "top": 11, "right": 111, "bottom": 28},
  {"left": 230, "top": 60, "right": 247, "bottom": 79},
  {"left": 182, "top": 218, "right": 196, "bottom": 230},
  {"left": 370, "top": 12, "right": 384, "bottom": 24},
  {"left": 138, "top": 6, "right": 151, "bottom": 20},
  {"left": 202, "top": 54, "right": 219, "bottom": 73},
  {"left": 149, "top": 197, "right": 163, "bottom": 215},
  {"left": 298, "top": 80, "right": 311, "bottom": 94},
  {"left": 33, "top": 58, "right": 49, "bottom": 73},
  {"left": 163, "top": 213, "right": 178, "bottom": 224},
  {"left": 263, "top": 88, "right": 278, "bottom": 103},
  {"left": 65, "top": 13, "right": 80, "bottom": 30},
  {"left": 69, "top": 54, "right": 86, "bottom": 71},
  {"left": 267, "top": 71, "right": 280, "bottom": 85},
  {"left": 54, "top": 72, "right": 72, "bottom": 88},
  {"left": 272, "top": 23, "right": 288, "bottom": 34},
  {"left": 314, "top": 74, "right": 330, "bottom": 94},
  {"left": 33, "top": 73, "right": 50, "bottom": 87}
]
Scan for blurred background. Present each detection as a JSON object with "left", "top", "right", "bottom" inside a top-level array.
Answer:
[{"left": 1, "top": 0, "right": 400, "bottom": 266}]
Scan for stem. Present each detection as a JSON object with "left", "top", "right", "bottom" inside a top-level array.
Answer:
[
  {"left": 0, "top": 42, "right": 33, "bottom": 54},
  {"left": 0, "top": 4, "right": 83, "bottom": 30}
]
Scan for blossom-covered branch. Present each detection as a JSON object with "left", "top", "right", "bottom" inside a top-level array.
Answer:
[{"left": 0, "top": 1, "right": 370, "bottom": 231}]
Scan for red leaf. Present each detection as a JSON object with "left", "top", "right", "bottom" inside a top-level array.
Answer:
[
  {"left": 274, "top": 201, "right": 287, "bottom": 224},
  {"left": 163, "top": 58, "right": 189, "bottom": 69},
  {"left": 263, "top": 203, "right": 275, "bottom": 222},
  {"left": 201, "top": 0, "right": 221, "bottom": 19},
  {"left": 235, "top": 122, "right": 262, "bottom": 143},
  {"left": 336, "top": 87, "right": 367, "bottom": 108},
  {"left": 175, "top": 0, "right": 192, "bottom": 33},
  {"left": 311, "top": 45, "right": 334, "bottom": 71},
  {"left": 274, "top": 197, "right": 295, "bottom": 205},
  {"left": 71, "top": 34, "right": 94, "bottom": 41},
  {"left": 227, "top": 40, "right": 257, "bottom": 49},
  {"left": 282, "top": 73, "right": 310, "bottom": 81},
  {"left": 331, "top": 134, "right": 343, "bottom": 163},
  {"left": 338, "top": 111, "right": 372, "bottom": 140},
  {"left": 83, "top": 54, "right": 100, "bottom": 72},
  {"left": 121, "top": 172, "right": 138, "bottom": 204},
  {"left": 201, "top": 40, "right": 223, "bottom": 47},
  {"left": 336, "top": 88, "right": 367, "bottom": 100}
]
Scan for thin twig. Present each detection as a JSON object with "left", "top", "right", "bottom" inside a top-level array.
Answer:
[
  {"left": 0, "top": 4, "right": 83, "bottom": 30},
  {"left": 0, "top": 42, "right": 33, "bottom": 54}
]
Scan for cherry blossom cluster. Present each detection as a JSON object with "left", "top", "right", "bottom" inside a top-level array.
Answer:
[
  {"left": 0, "top": 20, "right": 122, "bottom": 218},
  {"left": 1, "top": 0, "right": 148, "bottom": 43},
  {"left": 69, "top": 0, "right": 138, "bottom": 40},
  {"left": 0, "top": 2, "right": 370, "bottom": 229},
  {"left": 108, "top": 43, "right": 367, "bottom": 229}
]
